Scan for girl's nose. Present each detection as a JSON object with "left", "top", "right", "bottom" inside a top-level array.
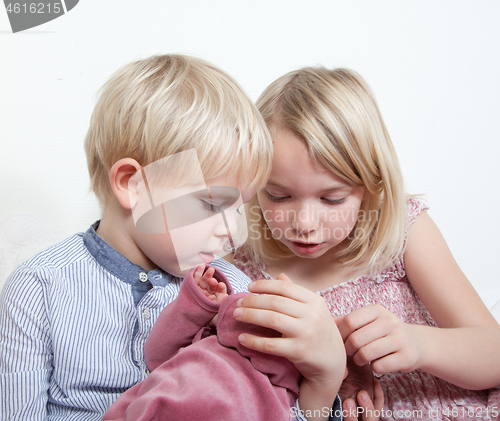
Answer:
[{"left": 291, "top": 205, "right": 320, "bottom": 235}]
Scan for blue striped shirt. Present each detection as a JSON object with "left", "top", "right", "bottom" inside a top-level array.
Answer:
[{"left": 0, "top": 223, "right": 252, "bottom": 420}]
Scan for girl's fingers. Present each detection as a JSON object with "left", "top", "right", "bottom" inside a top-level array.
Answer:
[
  {"left": 369, "top": 350, "right": 412, "bottom": 375},
  {"left": 246, "top": 278, "right": 313, "bottom": 303},
  {"left": 343, "top": 319, "right": 390, "bottom": 356},
  {"left": 233, "top": 307, "right": 299, "bottom": 337},
  {"left": 237, "top": 332, "right": 296, "bottom": 358},
  {"left": 333, "top": 315, "right": 345, "bottom": 327},
  {"left": 352, "top": 336, "right": 398, "bottom": 367},
  {"left": 236, "top": 293, "right": 305, "bottom": 319},
  {"left": 338, "top": 305, "right": 382, "bottom": 341},
  {"left": 276, "top": 272, "right": 292, "bottom": 283}
]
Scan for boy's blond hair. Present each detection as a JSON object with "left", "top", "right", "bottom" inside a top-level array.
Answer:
[
  {"left": 84, "top": 54, "right": 271, "bottom": 208},
  {"left": 247, "top": 67, "right": 408, "bottom": 274}
]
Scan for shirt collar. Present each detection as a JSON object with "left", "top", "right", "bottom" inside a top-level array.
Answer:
[{"left": 83, "top": 221, "right": 174, "bottom": 288}]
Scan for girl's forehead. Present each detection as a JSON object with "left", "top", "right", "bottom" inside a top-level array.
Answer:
[{"left": 269, "top": 133, "right": 352, "bottom": 193}]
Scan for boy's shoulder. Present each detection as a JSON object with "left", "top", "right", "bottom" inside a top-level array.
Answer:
[
  {"left": 22, "top": 233, "right": 87, "bottom": 271},
  {"left": 5, "top": 232, "right": 90, "bottom": 288},
  {"left": 1, "top": 231, "right": 92, "bottom": 297}
]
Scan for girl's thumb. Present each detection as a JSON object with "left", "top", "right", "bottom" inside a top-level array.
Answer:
[
  {"left": 276, "top": 273, "right": 293, "bottom": 283},
  {"left": 332, "top": 315, "right": 344, "bottom": 327}
]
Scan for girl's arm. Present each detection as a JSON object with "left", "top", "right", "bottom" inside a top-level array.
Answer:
[
  {"left": 403, "top": 210, "right": 500, "bottom": 389},
  {"left": 339, "top": 211, "right": 500, "bottom": 390}
]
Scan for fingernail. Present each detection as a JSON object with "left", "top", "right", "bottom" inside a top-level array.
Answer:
[
  {"left": 247, "top": 282, "right": 255, "bottom": 291},
  {"left": 236, "top": 298, "right": 243, "bottom": 307},
  {"left": 233, "top": 308, "right": 243, "bottom": 318},
  {"left": 360, "top": 391, "right": 369, "bottom": 402},
  {"left": 345, "top": 399, "right": 355, "bottom": 410},
  {"left": 238, "top": 334, "right": 245, "bottom": 343}
]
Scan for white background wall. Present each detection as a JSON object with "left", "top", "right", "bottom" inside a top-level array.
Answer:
[{"left": 1, "top": 1, "right": 499, "bottom": 308}]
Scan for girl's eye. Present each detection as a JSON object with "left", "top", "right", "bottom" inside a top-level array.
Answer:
[
  {"left": 322, "top": 197, "right": 347, "bottom": 205},
  {"left": 266, "top": 192, "right": 289, "bottom": 202}
]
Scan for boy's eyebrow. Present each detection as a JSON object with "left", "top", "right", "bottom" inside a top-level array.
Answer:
[{"left": 197, "top": 186, "right": 240, "bottom": 202}]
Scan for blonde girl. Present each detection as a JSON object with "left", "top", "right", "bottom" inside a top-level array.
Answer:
[{"left": 229, "top": 67, "right": 500, "bottom": 419}]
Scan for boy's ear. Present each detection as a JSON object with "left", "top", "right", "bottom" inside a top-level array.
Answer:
[{"left": 109, "top": 158, "right": 142, "bottom": 210}]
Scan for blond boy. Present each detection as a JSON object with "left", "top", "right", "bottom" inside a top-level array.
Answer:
[{"left": 0, "top": 54, "right": 272, "bottom": 420}]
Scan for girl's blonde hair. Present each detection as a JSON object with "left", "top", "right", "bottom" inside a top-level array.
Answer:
[
  {"left": 84, "top": 54, "right": 272, "bottom": 209},
  {"left": 247, "top": 67, "right": 408, "bottom": 274}
]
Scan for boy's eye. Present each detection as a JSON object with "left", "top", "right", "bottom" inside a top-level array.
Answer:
[
  {"left": 322, "top": 197, "right": 347, "bottom": 205},
  {"left": 201, "top": 200, "right": 223, "bottom": 213}
]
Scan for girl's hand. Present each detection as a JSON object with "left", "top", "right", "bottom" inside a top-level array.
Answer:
[
  {"left": 234, "top": 274, "right": 346, "bottom": 417},
  {"left": 234, "top": 274, "right": 345, "bottom": 380},
  {"left": 337, "top": 304, "right": 425, "bottom": 375}
]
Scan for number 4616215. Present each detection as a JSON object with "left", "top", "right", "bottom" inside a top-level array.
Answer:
[{"left": 6, "top": 3, "right": 62, "bottom": 14}]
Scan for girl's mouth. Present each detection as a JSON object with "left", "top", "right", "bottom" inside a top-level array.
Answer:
[{"left": 291, "top": 242, "right": 322, "bottom": 254}]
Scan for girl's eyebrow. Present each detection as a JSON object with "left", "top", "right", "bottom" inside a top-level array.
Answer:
[
  {"left": 323, "top": 185, "right": 350, "bottom": 192},
  {"left": 266, "top": 181, "right": 287, "bottom": 189},
  {"left": 266, "top": 181, "right": 349, "bottom": 192}
]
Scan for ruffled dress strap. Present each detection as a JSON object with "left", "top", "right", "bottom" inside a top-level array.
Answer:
[{"left": 407, "top": 197, "right": 430, "bottom": 226}]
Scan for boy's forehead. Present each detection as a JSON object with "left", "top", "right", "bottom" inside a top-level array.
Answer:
[
  {"left": 205, "top": 173, "right": 256, "bottom": 203},
  {"left": 205, "top": 182, "right": 255, "bottom": 203}
]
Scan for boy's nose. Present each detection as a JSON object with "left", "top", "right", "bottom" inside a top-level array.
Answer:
[{"left": 214, "top": 209, "right": 239, "bottom": 239}]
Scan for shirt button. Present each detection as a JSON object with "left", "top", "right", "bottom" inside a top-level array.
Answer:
[
  {"left": 139, "top": 272, "right": 148, "bottom": 283},
  {"left": 142, "top": 309, "right": 150, "bottom": 319}
]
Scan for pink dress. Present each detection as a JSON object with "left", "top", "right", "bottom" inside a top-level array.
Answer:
[{"left": 234, "top": 199, "right": 500, "bottom": 420}]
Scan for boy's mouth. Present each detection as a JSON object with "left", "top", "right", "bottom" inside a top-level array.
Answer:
[
  {"left": 291, "top": 241, "right": 322, "bottom": 254},
  {"left": 198, "top": 248, "right": 223, "bottom": 264},
  {"left": 198, "top": 252, "right": 215, "bottom": 264}
]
